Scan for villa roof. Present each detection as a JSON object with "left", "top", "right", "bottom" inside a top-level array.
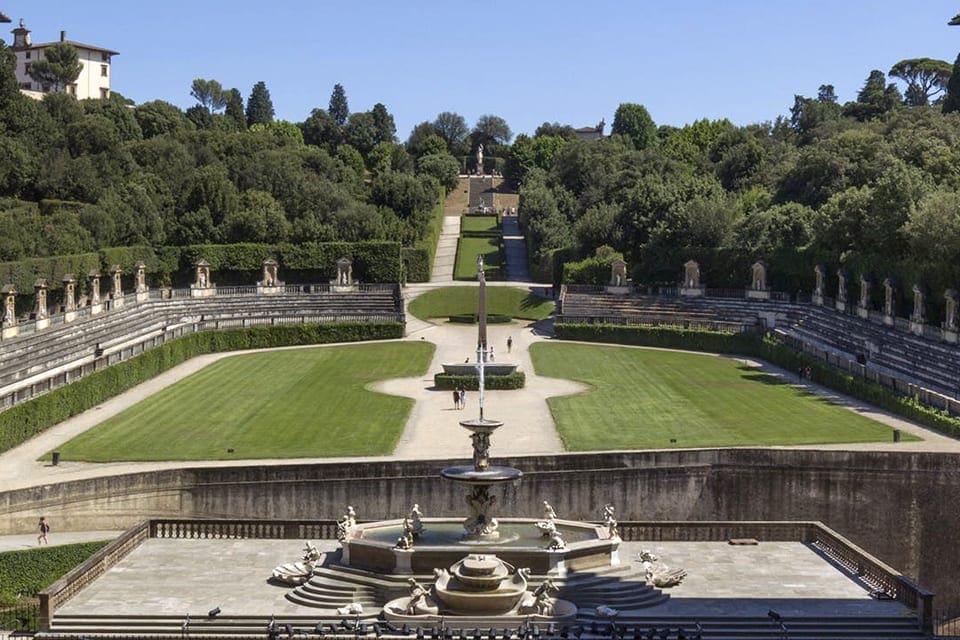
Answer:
[{"left": 27, "top": 39, "right": 119, "bottom": 55}]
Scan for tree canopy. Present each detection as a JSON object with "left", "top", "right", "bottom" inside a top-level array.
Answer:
[{"left": 27, "top": 43, "right": 82, "bottom": 92}]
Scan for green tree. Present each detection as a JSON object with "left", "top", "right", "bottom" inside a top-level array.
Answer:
[
  {"left": 344, "top": 112, "right": 378, "bottom": 157},
  {"left": 889, "top": 58, "right": 952, "bottom": 106},
  {"left": 371, "top": 102, "right": 397, "bottom": 145},
  {"left": 301, "top": 107, "right": 340, "bottom": 151},
  {"left": 471, "top": 114, "right": 512, "bottom": 152},
  {"left": 246, "top": 81, "right": 274, "bottom": 127},
  {"left": 433, "top": 112, "right": 469, "bottom": 154},
  {"left": 611, "top": 103, "right": 657, "bottom": 150},
  {"left": 220, "top": 189, "right": 290, "bottom": 243},
  {"left": 942, "top": 53, "right": 960, "bottom": 113},
  {"left": 134, "top": 100, "right": 192, "bottom": 138},
  {"left": 843, "top": 70, "right": 901, "bottom": 121},
  {"left": 406, "top": 122, "right": 444, "bottom": 157},
  {"left": 416, "top": 153, "right": 460, "bottom": 191},
  {"left": 328, "top": 83, "right": 349, "bottom": 126},
  {"left": 224, "top": 88, "right": 246, "bottom": 130},
  {"left": 190, "top": 78, "right": 226, "bottom": 112},
  {"left": 27, "top": 42, "right": 82, "bottom": 92}
]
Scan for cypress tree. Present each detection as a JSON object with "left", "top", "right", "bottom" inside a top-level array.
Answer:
[
  {"left": 328, "top": 83, "right": 349, "bottom": 126},
  {"left": 943, "top": 53, "right": 960, "bottom": 114},
  {"left": 246, "top": 81, "right": 274, "bottom": 128},
  {"left": 224, "top": 88, "right": 246, "bottom": 130}
]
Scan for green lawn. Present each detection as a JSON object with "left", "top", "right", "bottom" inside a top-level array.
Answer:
[
  {"left": 409, "top": 286, "right": 555, "bottom": 321},
  {"left": 530, "top": 342, "right": 917, "bottom": 450},
  {"left": 455, "top": 237, "right": 501, "bottom": 280},
  {"left": 461, "top": 215, "right": 499, "bottom": 233},
  {"left": 49, "top": 342, "right": 434, "bottom": 462}
]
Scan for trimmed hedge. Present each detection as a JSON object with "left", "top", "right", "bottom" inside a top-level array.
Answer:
[
  {"left": 434, "top": 371, "right": 525, "bottom": 390},
  {"left": 0, "top": 541, "right": 109, "bottom": 604},
  {"left": 404, "top": 189, "right": 446, "bottom": 283},
  {"left": 0, "top": 322, "right": 404, "bottom": 455},
  {"left": 449, "top": 314, "right": 512, "bottom": 324},
  {"left": 554, "top": 323, "right": 960, "bottom": 438}
]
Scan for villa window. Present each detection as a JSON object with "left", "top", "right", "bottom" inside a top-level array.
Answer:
[
  {"left": 100, "top": 88, "right": 109, "bottom": 99},
  {"left": 101, "top": 64, "right": 108, "bottom": 77}
]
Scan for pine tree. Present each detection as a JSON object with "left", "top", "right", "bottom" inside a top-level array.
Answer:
[
  {"left": 224, "top": 88, "right": 246, "bottom": 130},
  {"left": 328, "top": 83, "right": 349, "bottom": 126},
  {"left": 943, "top": 53, "right": 960, "bottom": 113},
  {"left": 245, "top": 81, "right": 274, "bottom": 128}
]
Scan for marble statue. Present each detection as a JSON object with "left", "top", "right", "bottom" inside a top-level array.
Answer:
[
  {"left": 542, "top": 500, "right": 557, "bottom": 521},
  {"left": 336, "top": 505, "right": 358, "bottom": 541},
  {"left": 407, "top": 503, "right": 424, "bottom": 536},
  {"left": 603, "top": 503, "right": 619, "bottom": 539},
  {"left": 519, "top": 578, "right": 558, "bottom": 615},
  {"left": 463, "top": 486, "right": 499, "bottom": 537},
  {"left": 547, "top": 529, "right": 567, "bottom": 550},
  {"left": 271, "top": 540, "right": 324, "bottom": 585},
  {"left": 476, "top": 143, "right": 484, "bottom": 173},
  {"left": 638, "top": 549, "right": 687, "bottom": 588}
]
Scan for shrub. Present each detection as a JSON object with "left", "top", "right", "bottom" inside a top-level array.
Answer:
[
  {"left": 434, "top": 371, "right": 525, "bottom": 390},
  {"left": 0, "top": 541, "right": 108, "bottom": 602},
  {"left": 0, "top": 323, "right": 404, "bottom": 454}
]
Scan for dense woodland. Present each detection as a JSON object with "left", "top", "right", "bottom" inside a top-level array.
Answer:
[
  {"left": 514, "top": 62, "right": 960, "bottom": 321},
  {"left": 3, "top": 32, "right": 960, "bottom": 317}
]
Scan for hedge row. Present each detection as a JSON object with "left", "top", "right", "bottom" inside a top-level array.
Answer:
[
  {"left": 461, "top": 230, "right": 503, "bottom": 238},
  {"left": 404, "top": 190, "right": 446, "bottom": 283},
  {"left": 554, "top": 323, "right": 960, "bottom": 438},
  {"left": 0, "top": 541, "right": 109, "bottom": 604},
  {"left": 0, "top": 322, "right": 405, "bottom": 455},
  {"left": 0, "top": 241, "right": 403, "bottom": 295},
  {"left": 448, "top": 314, "right": 513, "bottom": 324},
  {"left": 434, "top": 371, "right": 526, "bottom": 390}
]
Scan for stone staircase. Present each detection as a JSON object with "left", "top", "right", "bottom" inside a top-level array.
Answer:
[
  {"left": 501, "top": 215, "right": 530, "bottom": 282},
  {"left": 469, "top": 177, "right": 495, "bottom": 210}
]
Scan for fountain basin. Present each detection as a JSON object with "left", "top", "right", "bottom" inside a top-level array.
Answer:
[
  {"left": 442, "top": 363, "right": 519, "bottom": 376},
  {"left": 440, "top": 465, "right": 523, "bottom": 485},
  {"left": 343, "top": 518, "right": 619, "bottom": 576}
]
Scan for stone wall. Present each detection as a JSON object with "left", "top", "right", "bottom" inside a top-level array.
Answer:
[{"left": 2, "top": 449, "right": 959, "bottom": 609}]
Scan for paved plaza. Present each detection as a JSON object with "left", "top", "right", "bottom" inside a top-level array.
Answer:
[{"left": 54, "top": 538, "right": 906, "bottom": 620}]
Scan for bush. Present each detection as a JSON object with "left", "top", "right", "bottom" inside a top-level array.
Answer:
[
  {"left": 434, "top": 371, "right": 525, "bottom": 390},
  {"left": 554, "top": 323, "right": 960, "bottom": 438},
  {"left": 448, "top": 314, "right": 512, "bottom": 324},
  {"left": 0, "top": 322, "right": 404, "bottom": 454},
  {"left": 0, "top": 541, "right": 108, "bottom": 602}
]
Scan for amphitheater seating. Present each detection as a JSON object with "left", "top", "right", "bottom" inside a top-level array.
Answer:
[
  {"left": 558, "top": 289, "right": 960, "bottom": 398},
  {"left": 0, "top": 285, "right": 404, "bottom": 407},
  {"left": 468, "top": 177, "right": 495, "bottom": 210}
]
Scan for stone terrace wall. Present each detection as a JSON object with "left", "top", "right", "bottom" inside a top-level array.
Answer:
[{"left": 2, "top": 449, "right": 959, "bottom": 609}]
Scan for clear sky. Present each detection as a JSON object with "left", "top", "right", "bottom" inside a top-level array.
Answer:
[{"left": 4, "top": 1, "right": 960, "bottom": 140}]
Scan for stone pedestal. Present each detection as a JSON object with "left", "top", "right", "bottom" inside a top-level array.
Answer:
[
  {"left": 746, "top": 289, "right": 771, "bottom": 300},
  {"left": 190, "top": 285, "right": 216, "bottom": 298},
  {"left": 943, "top": 329, "right": 959, "bottom": 344},
  {"left": 857, "top": 306, "right": 869, "bottom": 319},
  {"left": 192, "top": 260, "right": 215, "bottom": 297},
  {"left": 134, "top": 261, "right": 149, "bottom": 302},
  {"left": 330, "top": 284, "right": 358, "bottom": 293},
  {"left": 110, "top": 265, "right": 124, "bottom": 309},
  {"left": 2, "top": 284, "right": 17, "bottom": 339},
  {"left": 679, "top": 286, "right": 704, "bottom": 297},
  {"left": 1, "top": 325, "right": 17, "bottom": 340},
  {"left": 256, "top": 284, "right": 283, "bottom": 295},
  {"left": 605, "top": 285, "right": 631, "bottom": 295},
  {"left": 812, "top": 293, "right": 824, "bottom": 306},
  {"left": 883, "top": 314, "right": 895, "bottom": 327},
  {"left": 835, "top": 299, "right": 847, "bottom": 313},
  {"left": 910, "top": 321, "right": 925, "bottom": 337}
]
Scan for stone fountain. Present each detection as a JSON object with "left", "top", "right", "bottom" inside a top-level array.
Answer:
[{"left": 282, "top": 261, "right": 623, "bottom": 621}]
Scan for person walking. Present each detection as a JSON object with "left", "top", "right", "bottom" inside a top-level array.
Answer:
[
  {"left": 507, "top": 336, "right": 513, "bottom": 354},
  {"left": 452, "top": 388, "right": 460, "bottom": 410},
  {"left": 460, "top": 388, "right": 467, "bottom": 410},
  {"left": 38, "top": 517, "right": 50, "bottom": 545}
]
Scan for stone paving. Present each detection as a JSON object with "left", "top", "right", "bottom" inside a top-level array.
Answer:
[{"left": 54, "top": 539, "right": 906, "bottom": 619}]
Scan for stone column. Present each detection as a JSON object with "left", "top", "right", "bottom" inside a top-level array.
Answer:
[
  {"left": 190, "top": 259, "right": 214, "bottom": 298},
  {"left": 33, "top": 278, "right": 50, "bottom": 331},
  {"left": 679, "top": 259, "right": 704, "bottom": 297},
  {"left": 62, "top": 273, "right": 77, "bottom": 322},
  {"left": 110, "top": 264, "right": 124, "bottom": 309},
  {"left": 1, "top": 284, "right": 18, "bottom": 339},
  {"left": 910, "top": 284, "right": 926, "bottom": 336},
  {"left": 835, "top": 268, "right": 848, "bottom": 312},
  {"left": 812, "top": 264, "right": 825, "bottom": 306},
  {"left": 857, "top": 275, "right": 871, "bottom": 319},
  {"left": 882, "top": 278, "right": 896, "bottom": 326},
  {"left": 88, "top": 270, "right": 102, "bottom": 315},
  {"left": 943, "top": 289, "right": 959, "bottom": 344},
  {"left": 746, "top": 261, "right": 770, "bottom": 300},
  {"left": 332, "top": 257, "right": 355, "bottom": 290},
  {"left": 134, "top": 261, "right": 149, "bottom": 302}
]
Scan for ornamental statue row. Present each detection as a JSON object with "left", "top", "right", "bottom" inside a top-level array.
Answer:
[{"left": 1, "top": 256, "right": 356, "bottom": 341}]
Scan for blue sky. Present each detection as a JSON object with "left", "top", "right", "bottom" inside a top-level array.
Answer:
[{"left": 5, "top": 1, "right": 960, "bottom": 139}]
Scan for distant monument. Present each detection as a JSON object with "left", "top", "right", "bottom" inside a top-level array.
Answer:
[
  {"left": 134, "top": 261, "right": 149, "bottom": 302},
  {"left": 190, "top": 260, "right": 215, "bottom": 298},
  {"left": 836, "top": 268, "right": 849, "bottom": 312},
  {"left": 1, "top": 284, "right": 17, "bottom": 339},
  {"left": 746, "top": 261, "right": 770, "bottom": 300},
  {"left": 32, "top": 278, "right": 49, "bottom": 330},
  {"left": 257, "top": 257, "right": 283, "bottom": 295},
  {"left": 944, "top": 289, "right": 959, "bottom": 343},
  {"left": 62, "top": 273, "right": 77, "bottom": 321},
  {"left": 857, "top": 275, "right": 872, "bottom": 319},
  {"left": 882, "top": 278, "right": 897, "bottom": 326},
  {"left": 331, "top": 257, "right": 356, "bottom": 291},
  {"left": 476, "top": 143, "right": 484, "bottom": 175},
  {"left": 606, "top": 259, "right": 629, "bottom": 294},
  {"left": 110, "top": 264, "right": 124, "bottom": 309},
  {"left": 679, "top": 259, "right": 704, "bottom": 297},
  {"left": 910, "top": 284, "right": 926, "bottom": 336},
  {"left": 812, "top": 264, "right": 826, "bottom": 306},
  {"left": 88, "top": 270, "right": 102, "bottom": 315}
]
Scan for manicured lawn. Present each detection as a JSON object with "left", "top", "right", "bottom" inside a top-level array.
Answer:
[
  {"left": 530, "top": 342, "right": 917, "bottom": 450},
  {"left": 50, "top": 342, "right": 434, "bottom": 462},
  {"left": 461, "top": 215, "right": 499, "bottom": 233},
  {"left": 409, "top": 286, "right": 555, "bottom": 321},
  {"left": 455, "top": 236, "right": 501, "bottom": 280}
]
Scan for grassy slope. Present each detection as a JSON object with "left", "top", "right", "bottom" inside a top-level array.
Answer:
[
  {"left": 530, "top": 342, "right": 916, "bottom": 450},
  {"left": 454, "top": 237, "right": 501, "bottom": 280},
  {"left": 461, "top": 215, "right": 499, "bottom": 233},
  {"left": 408, "top": 286, "right": 554, "bottom": 321},
  {"left": 51, "top": 342, "right": 434, "bottom": 462}
]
